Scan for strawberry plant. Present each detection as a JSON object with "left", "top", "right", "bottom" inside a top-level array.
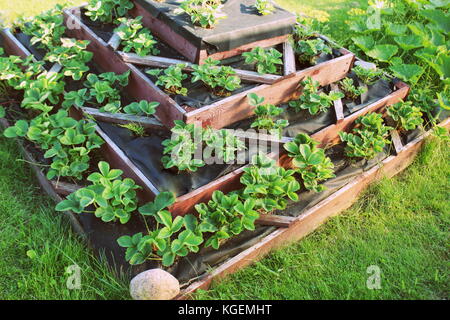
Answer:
[
  {"left": 247, "top": 93, "right": 288, "bottom": 137},
  {"left": 18, "top": 5, "right": 66, "bottom": 49},
  {"left": 20, "top": 72, "right": 65, "bottom": 113},
  {"left": 161, "top": 120, "right": 245, "bottom": 172},
  {"left": 294, "top": 38, "right": 331, "bottom": 65},
  {"left": 118, "top": 192, "right": 204, "bottom": 266},
  {"left": 339, "top": 112, "right": 392, "bottom": 160},
  {"left": 240, "top": 154, "right": 300, "bottom": 213},
  {"left": 338, "top": 77, "right": 367, "bottom": 100},
  {"left": 202, "top": 128, "right": 246, "bottom": 163},
  {"left": 146, "top": 64, "right": 189, "bottom": 96},
  {"left": 284, "top": 133, "right": 335, "bottom": 192},
  {"left": 45, "top": 38, "right": 93, "bottom": 80},
  {"left": 387, "top": 101, "right": 423, "bottom": 131},
  {"left": 352, "top": 65, "right": 383, "bottom": 85},
  {"left": 123, "top": 101, "right": 159, "bottom": 116},
  {"left": 174, "top": 0, "right": 226, "bottom": 29},
  {"left": 254, "top": 0, "right": 275, "bottom": 16},
  {"left": 161, "top": 120, "right": 204, "bottom": 172},
  {"left": 85, "top": 0, "right": 134, "bottom": 23},
  {"left": 195, "top": 191, "right": 259, "bottom": 249},
  {"left": 289, "top": 77, "right": 344, "bottom": 114},
  {"left": 242, "top": 47, "right": 283, "bottom": 75},
  {"left": 56, "top": 161, "right": 140, "bottom": 224},
  {"left": 191, "top": 58, "right": 241, "bottom": 96},
  {"left": 115, "top": 17, "right": 160, "bottom": 56},
  {"left": 4, "top": 110, "right": 104, "bottom": 180}
]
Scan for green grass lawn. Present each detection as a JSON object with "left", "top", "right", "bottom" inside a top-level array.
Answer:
[{"left": 0, "top": 0, "right": 449, "bottom": 300}]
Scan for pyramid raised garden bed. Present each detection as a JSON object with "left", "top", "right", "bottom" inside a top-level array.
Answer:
[
  {"left": 63, "top": 5, "right": 355, "bottom": 129},
  {"left": 1, "top": 2, "right": 448, "bottom": 300}
]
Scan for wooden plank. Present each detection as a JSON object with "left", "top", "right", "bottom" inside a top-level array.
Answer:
[
  {"left": 129, "top": 0, "right": 199, "bottom": 62},
  {"left": 177, "top": 117, "right": 450, "bottom": 298},
  {"left": 283, "top": 41, "right": 296, "bottom": 76},
  {"left": 48, "top": 63, "right": 62, "bottom": 74},
  {"left": 118, "top": 52, "right": 282, "bottom": 84},
  {"left": 311, "top": 83, "right": 410, "bottom": 148},
  {"left": 201, "top": 34, "right": 290, "bottom": 64},
  {"left": 107, "top": 24, "right": 124, "bottom": 51},
  {"left": 330, "top": 83, "right": 344, "bottom": 123},
  {"left": 184, "top": 53, "right": 355, "bottom": 128},
  {"left": 256, "top": 214, "right": 296, "bottom": 227},
  {"left": 51, "top": 180, "right": 81, "bottom": 195},
  {"left": 391, "top": 129, "right": 403, "bottom": 154},
  {"left": 1, "top": 28, "right": 37, "bottom": 61},
  {"left": 62, "top": 9, "right": 186, "bottom": 129},
  {"left": 81, "top": 107, "right": 165, "bottom": 130}
]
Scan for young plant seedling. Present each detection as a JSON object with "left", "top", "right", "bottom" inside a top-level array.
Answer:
[
  {"left": 254, "top": 0, "right": 275, "bottom": 16},
  {"left": 115, "top": 16, "right": 160, "bottom": 56},
  {"left": 119, "top": 122, "right": 147, "bottom": 137},
  {"left": 191, "top": 58, "right": 241, "bottom": 96},
  {"left": 339, "top": 112, "right": 393, "bottom": 160},
  {"left": 387, "top": 101, "right": 423, "bottom": 131},
  {"left": 45, "top": 38, "right": 94, "bottom": 80},
  {"left": 195, "top": 191, "right": 259, "bottom": 249},
  {"left": 240, "top": 154, "right": 301, "bottom": 213},
  {"left": 294, "top": 38, "right": 332, "bottom": 66},
  {"left": 289, "top": 77, "right": 344, "bottom": 114},
  {"left": 338, "top": 77, "right": 367, "bottom": 100},
  {"left": 174, "top": 0, "right": 227, "bottom": 29},
  {"left": 242, "top": 47, "right": 283, "bottom": 75},
  {"left": 146, "top": 64, "right": 189, "bottom": 96},
  {"left": 118, "top": 192, "right": 204, "bottom": 266},
  {"left": 247, "top": 93, "right": 288, "bottom": 137},
  {"left": 85, "top": 0, "right": 134, "bottom": 23},
  {"left": 55, "top": 161, "right": 141, "bottom": 224},
  {"left": 352, "top": 65, "right": 383, "bottom": 85},
  {"left": 284, "top": 133, "right": 335, "bottom": 192}
]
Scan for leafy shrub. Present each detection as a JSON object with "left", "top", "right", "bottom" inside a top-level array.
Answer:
[
  {"left": 195, "top": 191, "right": 259, "bottom": 249},
  {"left": 242, "top": 47, "right": 283, "bottom": 75},
  {"left": 240, "top": 154, "right": 300, "bottom": 213},
  {"left": 289, "top": 77, "right": 344, "bottom": 114},
  {"left": 339, "top": 112, "right": 392, "bottom": 159},
  {"left": 191, "top": 58, "right": 241, "bottom": 96},
  {"left": 254, "top": 0, "right": 275, "bottom": 16},
  {"left": 247, "top": 93, "right": 288, "bottom": 137},
  {"left": 338, "top": 77, "right": 367, "bottom": 100},
  {"left": 284, "top": 133, "right": 335, "bottom": 192},
  {"left": 387, "top": 101, "right": 423, "bottom": 131},
  {"left": 174, "top": 0, "right": 226, "bottom": 29},
  {"left": 115, "top": 16, "right": 159, "bottom": 56},
  {"left": 146, "top": 64, "right": 189, "bottom": 95},
  {"left": 85, "top": 0, "right": 134, "bottom": 23},
  {"left": 56, "top": 161, "right": 140, "bottom": 224},
  {"left": 119, "top": 192, "right": 203, "bottom": 266},
  {"left": 344, "top": 0, "right": 448, "bottom": 89}
]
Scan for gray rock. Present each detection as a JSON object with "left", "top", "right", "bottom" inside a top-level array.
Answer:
[{"left": 130, "top": 269, "right": 180, "bottom": 300}]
